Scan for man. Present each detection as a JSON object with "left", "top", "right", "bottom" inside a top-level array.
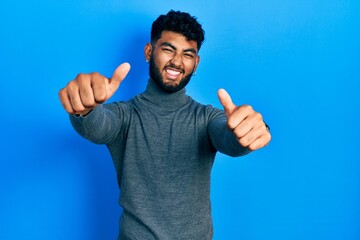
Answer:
[{"left": 59, "top": 10, "right": 271, "bottom": 239}]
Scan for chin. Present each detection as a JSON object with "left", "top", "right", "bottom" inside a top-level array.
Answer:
[{"left": 149, "top": 59, "right": 192, "bottom": 93}]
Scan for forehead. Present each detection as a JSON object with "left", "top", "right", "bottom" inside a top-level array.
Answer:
[{"left": 155, "top": 31, "right": 198, "bottom": 52}]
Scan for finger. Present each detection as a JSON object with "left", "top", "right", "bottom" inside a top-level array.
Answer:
[
  {"left": 108, "top": 62, "right": 131, "bottom": 94},
  {"left": 226, "top": 104, "right": 254, "bottom": 130},
  {"left": 92, "top": 80, "right": 108, "bottom": 104},
  {"left": 78, "top": 78, "right": 97, "bottom": 107},
  {"left": 233, "top": 118, "right": 253, "bottom": 139},
  {"left": 66, "top": 84, "right": 86, "bottom": 113},
  {"left": 238, "top": 122, "right": 269, "bottom": 149},
  {"left": 248, "top": 131, "right": 272, "bottom": 151},
  {"left": 89, "top": 73, "right": 108, "bottom": 104},
  {"left": 59, "top": 88, "right": 75, "bottom": 114},
  {"left": 232, "top": 110, "right": 262, "bottom": 138},
  {"left": 217, "top": 88, "right": 236, "bottom": 116}
]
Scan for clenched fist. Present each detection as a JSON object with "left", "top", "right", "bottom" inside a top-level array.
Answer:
[
  {"left": 218, "top": 89, "right": 271, "bottom": 151},
  {"left": 59, "top": 63, "right": 131, "bottom": 115}
]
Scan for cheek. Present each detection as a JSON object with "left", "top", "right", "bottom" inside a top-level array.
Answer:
[
  {"left": 154, "top": 55, "right": 169, "bottom": 70},
  {"left": 185, "top": 60, "right": 197, "bottom": 72}
]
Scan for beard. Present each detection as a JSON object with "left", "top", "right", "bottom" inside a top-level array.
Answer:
[{"left": 149, "top": 57, "right": 194, "bottom": 93}]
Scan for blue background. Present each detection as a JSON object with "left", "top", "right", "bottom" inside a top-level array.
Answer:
[{"left": 1, "top": 1, "right": 359, "bottom": 239}]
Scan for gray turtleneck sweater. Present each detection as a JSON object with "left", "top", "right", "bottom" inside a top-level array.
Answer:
[{"left": 70, "top": 79, "right": 250, "bottom": 240}]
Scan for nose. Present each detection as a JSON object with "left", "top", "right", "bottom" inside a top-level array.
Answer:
[{"left": 170, "top": 52, "right": 182, "bottom": 66}]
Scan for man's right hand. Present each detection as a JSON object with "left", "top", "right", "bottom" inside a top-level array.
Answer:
[{"left": 59, "top": 62, "right": 131, "bottom": 115}]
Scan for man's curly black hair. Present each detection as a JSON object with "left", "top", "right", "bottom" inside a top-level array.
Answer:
[{"left": 151, "top": 10, "right": 205, "bottom": 51}]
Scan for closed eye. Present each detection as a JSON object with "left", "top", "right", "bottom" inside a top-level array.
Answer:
[
  {"left": 162, "top": 47, "right": 174, "bottom": 53},
  {"left": 184, "top": 53, "right": 195, "bottom": 59}
]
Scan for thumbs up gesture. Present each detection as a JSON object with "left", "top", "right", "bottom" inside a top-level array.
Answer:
[
  {"left": 59, "top": 62, "right": 131, "bottom": 115},
  {"left": 218, "top": 89, "right": 271, "bottom": 151}
]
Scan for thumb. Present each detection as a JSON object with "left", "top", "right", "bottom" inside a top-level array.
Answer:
[
  {"left": 218, "top": 88, "right": 236, "bottom": 116},
  {"left": 108, "top": 62, "right": 131, "bottom": 93}
]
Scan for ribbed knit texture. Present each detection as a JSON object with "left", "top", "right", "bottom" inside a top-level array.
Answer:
[{"left": 70, "top": 79, "right": 250, "bottom": 239}]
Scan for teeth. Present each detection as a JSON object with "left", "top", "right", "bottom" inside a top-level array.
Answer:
[{"left": 166, "top": 69, "right": 181, "bottom": 76}]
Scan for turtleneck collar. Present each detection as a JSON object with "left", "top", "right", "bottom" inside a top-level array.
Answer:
[{"left": 139, "top": 78, "right": 190, "bottom": 109}]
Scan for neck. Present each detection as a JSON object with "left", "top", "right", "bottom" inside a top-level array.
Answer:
[{"left": 140, "top": 78, "right": 190, "bottom": 109}]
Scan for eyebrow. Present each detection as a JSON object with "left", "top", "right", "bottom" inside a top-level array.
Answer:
[{"left": 160, "top": 42, "right": 197, "bottom": 54}]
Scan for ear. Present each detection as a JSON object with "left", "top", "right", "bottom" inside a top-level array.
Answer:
[
  {"left": 144, "top": 43, "right": 152, "bottom": 62},
  {"left": 193, "top": 55, "right": 200, "bottom": 72}
]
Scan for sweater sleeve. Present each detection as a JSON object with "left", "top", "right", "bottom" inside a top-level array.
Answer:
[
  {"left": 69, "top": 102, "right": 130, "bottom": 145},
  {"left": 207, "top": 107, "right": 251, "bottom": 157}
]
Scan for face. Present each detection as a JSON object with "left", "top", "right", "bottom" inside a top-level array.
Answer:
[{"left": 145, "top": 31, "right": 200, "bottom": 93}]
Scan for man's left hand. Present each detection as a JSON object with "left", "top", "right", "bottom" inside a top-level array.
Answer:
[{"left": 218, "top": 89, "right": 271, "bottom": 151}]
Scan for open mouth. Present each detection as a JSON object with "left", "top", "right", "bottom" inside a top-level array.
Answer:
[{"left": 165, "top": 67, "right": 183, "bottom": 79}]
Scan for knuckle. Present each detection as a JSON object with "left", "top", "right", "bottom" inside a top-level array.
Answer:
[
  {"left": 241, "top": 104, "right": 253, "bottom": 112},
  {"left": 90, "top": 72, "right": 100, "bottom": 79},
  {"left": 95, "top": 95, "right": 107, "bottom": 104},
  {"left": 82, "top": 99, "right": 95, "bottom": 108},
  {"left": 94, "top": 89, "right": 108, "bottom": 103},
  {"left": 73, "top": 105, "right": 86, "bottom": 113},
  {"left": 266, "top": 132, "right": 272, "bottom": 142},
  {"left": 238, "top": 137, "right": 248, "bottom": 147},
  {"left": 69, "top": 94, "right": 77, "bottom": 103},
  {"left": 90, "top": 71, "right": 101, "bottom": 77},
  {"left": 66, "top": 81, "right": 74, "bottom": 88},
  {"left": 248, "top": 143, "right": 258, "bottom": 151},
  {"left": 234, "top": 126, "right": 247, "bottom": 138},
  {"left": 256, "top": 112, "right": 263, "bottom": 121},
  {"left": 233, "top": 127, "right": 241, "bottom": 138},
  {"left": 75, "top": 73, "right": 86, "bottom": 81},
  {"left": 90, "top": 72, "right": 107, "bottom": 83},
  {"left": 58, "top": 88, "right": 65, "bottom": 98},
  {"left": 246, "top": 134, "right": 255, "bottom": 143},
  {"left": 259, "top": 123, "right": 267, "bottom": 132},
  {"left": 66, "top": 81, "right": 78, "bottom": 92},
  {"left": 69, "top": 97, "right": 83, "bottom": 111},
  {"left": 227, "top": 120, "right": 236, "bottom": 130},
  {"left": 76, "top": 73, "right": 94, "bottom": 85}
]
